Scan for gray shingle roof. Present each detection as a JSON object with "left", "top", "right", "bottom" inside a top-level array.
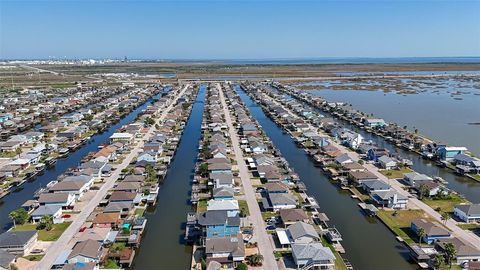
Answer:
[
  {"left": 0, "top": 230, "right": 37, "bottom": 248},
  {"left": 287, "top": 221, "right": 319, "bottom": 240}
]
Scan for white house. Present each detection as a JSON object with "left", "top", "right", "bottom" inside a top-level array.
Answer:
[{"left": 454, "top": 204, "right": 480, "bottom": 223}]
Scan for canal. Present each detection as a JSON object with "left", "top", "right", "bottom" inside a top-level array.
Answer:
[
  {"left": 293, "top": 91, "right": 480, "bottom": 204},
  {"left": 131, "top": 85, "right": 206, "bottom": 269},
  {"left": 0, "top": 90, "right": 165, "bottom": 232},
  {"left": 234, "top": 85, "right": 416, "bottom": 270}
]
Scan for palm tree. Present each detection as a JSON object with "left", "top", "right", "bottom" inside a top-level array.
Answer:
[
  {"left": 9, "top": 208, "right": 29, "bottom": 227},
  {"left": 418, "top": 183, "right": 429, "bottom": 200},
  {"left": 40, "top": 215, "right": 53, "bottom": 231},
  {"left": 432, "top": 254, "right": 445, "bottom": 269},
  {"left": 441, "top": 212, "right": 450, "bottom": 225},
  {"left": 444, "top": 243, "right": 456, "bottom": 268},
  {"left": 417, "top": 227, "right": 426, "bottom": 245},
  {"left": 247, "top": 254, "right": 264, "bottom": 266},
  {"left": 8, "top": 211, "right": 18, "bottom": 228}
]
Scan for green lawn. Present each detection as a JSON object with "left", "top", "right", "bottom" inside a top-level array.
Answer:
[
  {"left": 14, "top": 222, "right": 71, "bottom": 241},
  {"left": 23, "top": 254, "right": 44, "bottom": 261},
  {"left": 379, "top": 167, "right": 413, "bottom": 179},
  {"left": 320, "top": 236, "right": 348, "bottom": 270},
  {"left": 261, "top": 211, "right": 278, "bottom": 220},
  {"left": 103, "top": 259, "right": 120, "bottom": 269},
  {"left": 423, "top": 194, "right": 468, "bottom": 213},
  {"left": 377, "top": 209, "right": 433, "bottom": 244},
  {"left": 134, "top": 207, "right": 146, "bottom": 217},
  {"left": 238, "top": 200, "right": 250, "bottom": 216},
  {"left": 457, "top": 223, "right": 480, "bottom": 230},
  {"left": 196, "top": 199, "right": 208, "bottom": 213}
]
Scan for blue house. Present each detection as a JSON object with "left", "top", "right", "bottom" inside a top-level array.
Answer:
[
  {"left": 198, "top": 210, "right": 240, "bottom": 238},
  {"left": 411, "top": 219, "right": 450, "bottom": 244},
  {"left": 367, "top": 148, "right": 390, "bottom": 162},
  {"left": 436, "top": 146, "right": 468, "bottom": 161}
]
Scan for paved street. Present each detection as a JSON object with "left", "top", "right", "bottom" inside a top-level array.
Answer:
[
  {"left": 34, "top": 84, "right": 190, "bottom": 270},
  {"left": 264, "top": 91, "right": 480, "bottom": 248},
  {"left": 217, "top": 83, "right": 278, "bottom": 270}
]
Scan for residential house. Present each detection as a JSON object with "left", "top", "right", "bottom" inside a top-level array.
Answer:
[
  {"left": 205, "top": 234, "right": 245, "bottom": 267},
  {"left": 276, "top": 221, "right": 320, "bottom": 246},
  {"left": 279, "top": 209, "right": 309, "bottom": 227},
  {"left": 198, "top": 210, "right": 241, "bottom": 238},
  {"left": 403, "top": 172, "right": 433, "bottom": 186},
  {"left": 454, "top": 204, "right": 480, "bottom": 223},
  {"left": 92, "top": 212, "right": 122, "bottom": 228},
  {"left": 370, "top": 190, "right": 408, "bottom": 209},
  {"left": 67, "top": 239, "right": 104, "bottom": 264},
  {"left": 437, "top": 146, "right": 468, "bottom": 161},
  {"left": 38, "top": 193, "right": 75, "bottom": 208},
  {"left": 291, "top": 243, "right": 336, "bottom": 269},
  {"left": 378, "top": 155, "right": 397, "bottom": 170},
  {"left": 436, "top": 238, "right": 480, "bottom": 265},
  {"left": 0, "top": 230, "right": 37, "bottom": 255},
  {"left": 411, "top": 219, "right": 450, "bottom": 244},
  {"left": 212, "top": 187, "right": 235, "bottom": 201},
  {"left": 31, "top": 205, "right": 64, "bottom": 224},
  {"left": 207, "top": 200, "right": 240, "bottom": 217}
]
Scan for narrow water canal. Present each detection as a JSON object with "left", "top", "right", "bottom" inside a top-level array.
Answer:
[
  {"left": 0, "top": 91, "right": 165, "bottom": 232},
  {"left": 234, "top": 85, "right": 416, "bottom": 270},
  {"left": 131, "top": 85, "right": 206, "bottom": 269},
  {"left": 297, "top": 93, "right": 480, "bottom": 204}
]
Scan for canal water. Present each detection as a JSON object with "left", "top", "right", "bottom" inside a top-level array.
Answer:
[
  {"left": 234, "top": 85, "right": 416, "bottom": 270},
  {"left": 295, "top": 91, "right": 480, "bottom": 204},
  {"left": 309, "top": 89, "right": 480, "bottom": 156},
  {"left": 0, "top": 91, "right": 164, "bottom": 232},
  {"left": 131, "top": 85, "right": 206, "bottom": 269}
]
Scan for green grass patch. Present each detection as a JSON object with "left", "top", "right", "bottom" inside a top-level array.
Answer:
[
  {"left": 23, "top": 254, "right": 44, "bottom": 261},
  {"left": 14, "top": 222, "right": 71, "bottom": 241},
  {"left": 423, "top": 194, "right": 468, "bottom": 213},
  {"left": 379, "top": 167, "right": 413, "bottom": 179},
  {"left": 196, "top": 199, "right": 208, "bottom": 213},
  {"left": 377, "top": 209, "right": 433, "bottom": 244},
  {"left": 134, "top": 207, "right": 146, "bottom": 217},
  {"left": 320, "top": 236, "right": 348, "bottom": 270},
  {"left": 261, "top": 211, "right": 278, "bottom": 220},
  {"left": 238, "top": 200, "right": 250, "bottom": 216},
  {"left": 103, "top": 259, "right": 120, "bottom": 269},
  {"left": 457, "top": 223, "right": 480, "bottom": 230}
]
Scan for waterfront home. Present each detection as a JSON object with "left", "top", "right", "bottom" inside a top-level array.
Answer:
[
  {"left": 207, "top": 200, "right": 240, "bottom": 217},
  {"left": 436, "top": 146, "right": 468, "bottom": 161},
  {"left": 92, "top": 212, "right": 122, "bottom": 228},
  {"left": 108, "top": 191, "right": 138, "bottom": 203},
  {"left": 31, "top": 205, "right": 64, "bottom": 224},
  {"left": 0, "top": 230, "right": 37, "bottom": 256},
  {"left": 80, "top": 161, "right": 110, "bottom": 178},
  {"left": 367, "top": 148, "right": 390, "bottom": 161},
  {"left": 410, "top": 219, "right": 450, "bottom": 244},
  {"left": 112, "top": 182, "right": 141, "bottom": 193},
  {"left": 137, "top": 151, "right": 158, "bottom": 163},
  {"left": 62, "top": 262, "right": 97, "bottom": 270},
  {"left": 341, "top": 162, "right": 366, "bottom": 173},
  {"left": 435, "top": 238, "right": 480, "bottom": 265},
  {"left": 403, "top": 172, "right": 433, "bottom": 186},
  {"left": 264, "top": 182, "right": 289, "bottom": 194},
  {"left": 71, "top": 227, "right": 113, "bottom": 245},
  {"left": 93, "top": 146, "right": 117, "bottom": 162},
  {"left": 67, "top": 239, "right": 105, "bottom": 264},
  {"left": 414, "top": 181, "right": 446, "bottom": 197},
  {"left": 109, "top": 133, "right": 134, "bottom": 144},
  {"left": 0, "top": 249, "right": 16, "bottom": 270},
  {"left": 0, "top": 140, "right": 22, "bottom": 152},
  {"left": 364, "top": 118, "right": 387, "bottom": 128},
  {"left": 335, "top": 153, "right": 354, "bottom": 165},
  {"left": 371, "top": 190, "right": 408, "bottom": 209},
  {"left": 49, "top": 179, "right": 92, "bottom": 200},
  {"left": 276, "top": 221, "right": 320, "bottom": 247},
  {"left": 378, "top": 155, "right": 398, "bottom": 170},
  {"left": 454, "top": 204, "right": 480, "bottom": 223},
  {"left": 198, "top": 210, "right": 241, "bottom": 238},
  {"left": 349, "top": 170, "right": 378, "bottom": 185},
  {"left": 321, "top": 145, "right": 341, "bottom": 158},
  {"left": 104, "top": 202, "right": 134, "bottom": 217},
  {"left": 38, "top": 193, "right": 75, "bottom": 208},
  {"left": 279, "top": 209, "right": 309, "bottom": 227},
  {"left": 205, "top": 234, "right": 245, "bottom": 267},
  {"left": 361, "top": 179, "right": 391, "bottom": 193},
  {"left": 291, "top": 243, "right": 336, "bottom": 269},
  {"left": 263, "top": 193, "right": 297, "bottom": 211},
  {"left": 210, "top": 172, "right": 234, "bottom": 188},
  {"left": 212, "top": 187, "right": 235, "bottom": 200},
  {"left": 211, "top": 148, "right": 228, "bottom": 159}
]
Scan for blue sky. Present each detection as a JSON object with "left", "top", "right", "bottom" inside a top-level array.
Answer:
[{"left": 1, "top": 0, "right": 479, "bottom": 59}]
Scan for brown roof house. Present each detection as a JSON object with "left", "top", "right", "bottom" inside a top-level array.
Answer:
[{"left": 67, "top": 239, "right": 105, "bottom": 264}]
